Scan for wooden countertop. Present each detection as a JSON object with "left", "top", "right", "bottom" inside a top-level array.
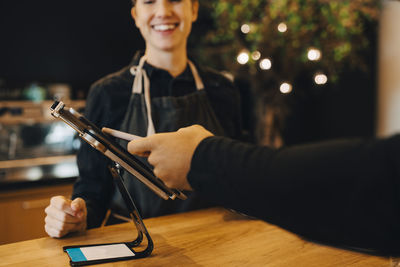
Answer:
[{"left": 0, "top": 208, "right": 393, "bottom": 266}]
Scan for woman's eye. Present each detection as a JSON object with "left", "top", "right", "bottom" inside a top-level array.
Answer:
[
  {"left": 170, "top": 0, "right": 182, "bottom": 2},
  {"left": 143, "top": 0, "right": 155, "bottom": 4}
]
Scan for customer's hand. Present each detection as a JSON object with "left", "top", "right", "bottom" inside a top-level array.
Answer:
[
  {"left": 128, "top": 125, "right": 213, "bottom": 190},
  {"left": 44, "top": 196, "right": 87, "bottom": 238}
]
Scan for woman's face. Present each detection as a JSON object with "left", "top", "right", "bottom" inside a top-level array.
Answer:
[{"left": 132, "top": 0, "right": 198, "bottom": 54}]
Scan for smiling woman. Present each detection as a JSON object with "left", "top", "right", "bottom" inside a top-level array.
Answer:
[
  {"left": 131, "top": 0, "right": 199, "bottom": 76},
  {"left": 44, "top": 0, "right": 245, "bottom": 238}
]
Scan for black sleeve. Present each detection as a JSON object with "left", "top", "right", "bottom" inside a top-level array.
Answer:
[
  {"left": 72, "top": 84, "right": 114, "bottom": 229},
  {"left": 188, "top": 135, "right": 400, "bottom": 255}
]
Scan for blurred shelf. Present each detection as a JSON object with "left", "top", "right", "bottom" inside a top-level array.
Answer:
[
  {"left": 0, "top": 155, "right": 78, "bottom": 188},
  {"left": 0, "top": 155, "right": 76, "bottom": 169},
  {"left": 0, "top": 100, "right": 85, "bottom": 125}
]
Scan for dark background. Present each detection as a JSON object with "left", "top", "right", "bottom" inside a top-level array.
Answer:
[
  {"left": 0, "top": 0, "right": 377, "bottom": 144},
  {"left": 0, "top": 0, "right": 142, "bottom": 97}
]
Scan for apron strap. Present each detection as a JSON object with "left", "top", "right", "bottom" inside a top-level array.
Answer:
[
  {"left": 143, "top": 70, "right": 156, "bottom": 136},
  {"left": 131, "top": 56, "right": 147, "bottom": 94},
  {"left": 131, "top": 56, "right": 204, "bottom": 136},
  {"left": 188, "top": 60, "right": 205, "bottom": 90}
]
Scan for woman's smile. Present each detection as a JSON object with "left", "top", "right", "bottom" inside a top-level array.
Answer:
[
  {"left": 152, "top": 23, "right": 179, "bottom": 32},
  {"left": 132, "top": 0, "right": 198, "bottom": 53}
]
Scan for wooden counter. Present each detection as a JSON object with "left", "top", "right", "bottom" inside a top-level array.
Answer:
[{"left": 0, "top": 208, "right": 393, "bottom": 266}]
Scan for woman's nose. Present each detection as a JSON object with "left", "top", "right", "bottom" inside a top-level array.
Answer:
[{"left": 155, "top": 0, "right": 173, "bottom": 17}]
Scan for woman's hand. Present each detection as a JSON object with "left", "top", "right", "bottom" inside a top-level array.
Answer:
[{"left": 44, "top": 196, "right": 87, "bottom": 238}]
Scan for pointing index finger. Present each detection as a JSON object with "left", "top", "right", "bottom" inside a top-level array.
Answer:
[{"left": 127, "top": 137, "right": 153, "bottom": 157}]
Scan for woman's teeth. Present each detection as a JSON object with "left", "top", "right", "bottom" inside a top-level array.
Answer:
[{"left": 153, "top": 24, "right": 177, "bottom": 31}]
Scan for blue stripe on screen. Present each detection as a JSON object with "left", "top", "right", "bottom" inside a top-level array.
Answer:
[{"left": 66, "top": 248, "right": 87, "bottom": 262}]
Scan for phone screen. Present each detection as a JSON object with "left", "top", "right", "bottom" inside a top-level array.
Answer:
[{"left": 65, "top": 243, "right": 135, "bottom": 262}]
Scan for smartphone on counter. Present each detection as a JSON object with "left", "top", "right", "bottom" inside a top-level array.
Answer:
[{"left": 64, "top": 243, "right": 136, "bottom": 266}]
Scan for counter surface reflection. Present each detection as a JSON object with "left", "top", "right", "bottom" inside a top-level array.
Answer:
[{"left": 0, "top": 208, "right": 390, "bottom": 267}]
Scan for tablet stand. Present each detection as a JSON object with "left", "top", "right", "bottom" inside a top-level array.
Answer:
[
  {"left": 63, "top": 163, "right": 153, "bottom": 266},
  {"left": 108, "top": 163, "right": 154, "bottom": 255}
]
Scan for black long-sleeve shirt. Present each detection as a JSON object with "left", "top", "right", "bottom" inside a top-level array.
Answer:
[
  {"left": 72, "top": 53, "right": 244, "bottom": 228},
  {"left": 188, "top": 135, "right": 400, "bottom": 255}
]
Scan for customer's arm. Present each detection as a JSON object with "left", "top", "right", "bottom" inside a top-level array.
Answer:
[
  {"left": 189, "top": 134, "right": 400, "bottom": 255},
  {"left": 128, "top": 125, "right": 400, "bottom": 255}
]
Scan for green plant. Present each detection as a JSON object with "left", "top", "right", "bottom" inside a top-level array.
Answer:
[{"left": 194, "top": 0, "right": 379, "bottom": 144}]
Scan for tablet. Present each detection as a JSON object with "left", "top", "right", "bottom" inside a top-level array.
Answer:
[{"left": 50, "top": 101, "right": 187, "bottom": 201}]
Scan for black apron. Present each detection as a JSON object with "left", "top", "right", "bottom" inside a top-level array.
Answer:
[{"left": 111, "top": 56, "right": 225, "bottom": 219}]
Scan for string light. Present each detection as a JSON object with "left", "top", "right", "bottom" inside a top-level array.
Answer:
[
  {"left": 307, "top": 48, "right": 322, "bottom": 61},
  {"left": 259, "top": 58, "right": 272, "bottom": 70},
  {"left": 277, "top": 22, "right": 288, "bottom": 33},
  {"left": 237, "top": 51, "right": 249, "bottom": 64},
  {"left": 314, "top": 73, "right": 328, "bottom": 85},
  {"left": 241, "top": 24, "right": 251, "bottom": 34},
  {"left": 251, "top": 51, "right": 261, "bottom": 61},
  {"left": 280, "top": 82, "right": 292, "bottom": 94}
]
